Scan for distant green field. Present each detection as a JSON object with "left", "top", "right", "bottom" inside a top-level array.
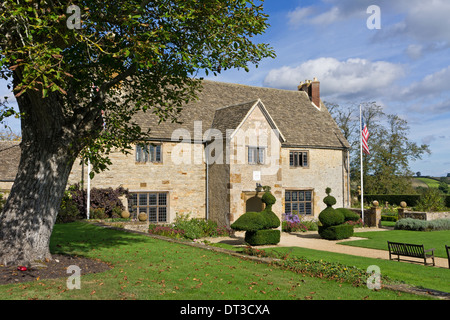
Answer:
[{"left": 415, "top": 177, "right": 445, "bottom": 188}]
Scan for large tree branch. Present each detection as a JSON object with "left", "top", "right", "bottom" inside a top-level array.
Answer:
[{"left": 98, "top": 63, "right": 137, "bottom": 95}]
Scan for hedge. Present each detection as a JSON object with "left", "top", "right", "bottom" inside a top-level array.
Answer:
[
  {"left": 364, "top": 194, "right": 450, "bottom": 208},
  {"left": 381, "top": 215, "right": 398, "bottom": 222},
  {"left": 363, "top": 194, "right": 421, "bottom": 206}
]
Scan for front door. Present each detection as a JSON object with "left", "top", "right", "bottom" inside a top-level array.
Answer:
[{"left": 246, "top": 196, "right": 263, "bottom": 212}]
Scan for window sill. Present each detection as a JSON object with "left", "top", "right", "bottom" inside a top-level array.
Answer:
[{"left": 135, "top": 162, "right": 163, "bottom": 165}]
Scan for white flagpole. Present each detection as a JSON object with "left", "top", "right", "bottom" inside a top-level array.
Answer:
[
  {"left": 87, "top": 83, "right": 96, "bottom": 220},
  {"left": 360, "top": 104, "right": 364, "bottom": 224},
  {"left": 87, "top": 157, "right": 91, "bottom": 220}
]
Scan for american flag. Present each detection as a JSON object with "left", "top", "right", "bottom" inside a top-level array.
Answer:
[{"left": 361, "top": 117, "right": 370, "bottom": 155}]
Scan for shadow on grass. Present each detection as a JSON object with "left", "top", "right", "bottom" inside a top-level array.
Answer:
[{"left": 49, "top": 221, "right": 150, "bottom": 257}]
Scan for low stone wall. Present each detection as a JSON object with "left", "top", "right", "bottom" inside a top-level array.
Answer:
[
  {"left": 398, "top": 210, "right": 450, "bottom": 221},
  {"left": 94, "top": 220, "right": 150, "bottom": 233},
  {"left": 123, "top": 222, "right": 150, "bottom": 232}
]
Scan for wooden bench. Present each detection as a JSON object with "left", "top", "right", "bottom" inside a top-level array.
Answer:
[{"left": 387, "top": 241, "right": 435, "bottom": 266}]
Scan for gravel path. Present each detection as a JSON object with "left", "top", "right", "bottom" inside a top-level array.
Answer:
[{"left": 209, "top": 228, "right": 449, "bottom": 268}]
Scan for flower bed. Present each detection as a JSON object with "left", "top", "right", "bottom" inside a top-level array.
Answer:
[
  {"left": 282, "top": 213, "right": 318, "bottom": 232},
  {"left": 242, "top": 246, "right": 392, "bottom": 287},
  {"left": 148, "top": 214, "right": 232, "bottom": 240},
  {"left": 148, "top": 224, "right": 186, "bottom": 238}
]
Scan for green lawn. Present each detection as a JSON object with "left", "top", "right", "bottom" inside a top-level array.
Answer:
[
  {"left": 226, "top": 228, "right": 450, "bottom": 293},
  {"left": 345, "top": 230, "right": 450, "bottom": 258},
  {"left": 0, "top": 222, "right": 435, "bottom": 301},
  {"left": 267, "top": 246, "right": 450, "bottom": 294}
]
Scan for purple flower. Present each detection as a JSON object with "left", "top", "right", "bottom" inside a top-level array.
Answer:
[{"left": 284, "top": 213, "right": 300, "bottom": 223}]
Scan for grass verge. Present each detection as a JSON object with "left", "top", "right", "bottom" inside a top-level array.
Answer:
[
  {"left": 266, "top": 246, "right": 450, "bottom": 294},
  {"left": 345, "top": 230, "right": 450, "bottom": 258},
  {"left": 0, "top": 222, "right": 436, "bottom": 301}
]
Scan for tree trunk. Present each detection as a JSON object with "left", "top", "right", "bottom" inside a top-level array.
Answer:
[
  {"left": 0, "top": 79, "right": 101, "bottom": 266},
  {"left": 0, "top": 140, "right": 76, "bottom": 266}
]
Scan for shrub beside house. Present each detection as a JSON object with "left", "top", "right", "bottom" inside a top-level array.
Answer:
[
  {"left": 318, "top": 188, "right": 354, "bottom": 240},
  {"left": 231, "top": 187, "right": 281, "bottom": 246}
]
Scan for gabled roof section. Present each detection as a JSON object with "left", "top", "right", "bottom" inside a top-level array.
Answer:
[
  {"left": 134, "top": 80, "right": 350, "bottom": 149},
  {"left": 212, "top": 99, "right": 285, "bottom": 142},
  {"left": 211, "top": 99, "right": 286, "bottom": 142},
  {"left": 211, "top": 100, "right": 257, "bottom": 137}
]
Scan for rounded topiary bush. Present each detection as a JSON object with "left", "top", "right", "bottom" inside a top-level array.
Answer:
[
  {"left": 323, "top": 195, "right": 337, "bottom": 207},
  {"left": 230, "top": 211, "right": 266, "bottom": 232},
  {"left": 245, "top": 229, "right": 281, "bottom": 246},
  {"left": 318, "top": 188, "right": 354, "bottom": 240},
  {"left": 261, "top": 210, "right": 281, "bottom": 229},
  {"left": 318, "top": 207, "right": 344, "bottom": 227},
  {"left": 262, "top": 192, "right": 276, "bottom": 207},
  {"left": 231, "top": 188, "right": 280, "bottom": 246},
  {"left": 335, "top": 208, "right": 360, "bottom": 222},
  {"left": 323, "top": 187, "right": 337, "bottom": 207},
  {"left": 318, "top": 224, "right": 354, "bottom": 240},
  {"left": 231, "top": 209, "right": 280, "bottom": 232}
]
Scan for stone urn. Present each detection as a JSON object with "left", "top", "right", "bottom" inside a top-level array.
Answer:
[{"left": 138, "top": 213, "right": 147, "bottom": 222}]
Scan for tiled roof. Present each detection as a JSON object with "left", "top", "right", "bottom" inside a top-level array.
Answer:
[
  {"left": 134, "top": 80, "right": 350, "bottom": 149},
  {"left": 211, "top": 100, "right": 259, "bottom": 137},
  {"left": 0, "top": 81, "right": 350, "bottom": 182}
]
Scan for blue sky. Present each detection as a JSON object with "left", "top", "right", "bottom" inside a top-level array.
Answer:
[
  {"left": 1, "top": 0, "right": 449, "bottom": 176},
  {"left": 204, "top": 0, "right": 450, "bottom": 177}
]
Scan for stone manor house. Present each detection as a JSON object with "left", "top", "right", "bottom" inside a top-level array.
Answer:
[{"left": 0, "top": 79, "right": 351, "bottom": 227}]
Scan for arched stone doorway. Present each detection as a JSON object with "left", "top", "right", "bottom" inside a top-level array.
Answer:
[{"left": 245, "top": 196, "right": 263, "bottom": 212}]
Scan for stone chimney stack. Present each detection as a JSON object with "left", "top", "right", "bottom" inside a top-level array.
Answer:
[{"left": 298, "top": 77, "right": 320, "bottom": 109}]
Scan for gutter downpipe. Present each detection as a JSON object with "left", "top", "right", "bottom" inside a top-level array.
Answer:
[{"left": 205, "top": 142, "right": 209, "bottom": 220}]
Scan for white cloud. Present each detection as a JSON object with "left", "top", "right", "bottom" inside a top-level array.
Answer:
[
  {"left": 403, "top": 0, "right": 450, "bottom": 43},
  {"left": 309, "top": 7, "right": 341, "bottom": 25},
  {"left": 288, "top": 1, "right": 450, "bottom": 56},
  {"left": 405, "top": 44, "right": 423, "bottom": 60},
  {"left": 287, "top": 6, "right": 315, "bottom": 27},
  {"left": 263, "top": 57, "right": 405, "bottom": 100},
  {"left": 370, "top": 0, "right": 450, "bottom": 51},
  {"left": 400, "top": 65, "right": 450, "bottom": 101},
  {"left": 287, "top": 5, "right": 350, "bottom": 27}
]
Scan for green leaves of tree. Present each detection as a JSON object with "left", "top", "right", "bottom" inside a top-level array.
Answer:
[
  {"left": 1, "top": 0, "right": 275, "bottom": 175},
  {"left": 327, "top": 101, "right": 431, "bottom": 194}
]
